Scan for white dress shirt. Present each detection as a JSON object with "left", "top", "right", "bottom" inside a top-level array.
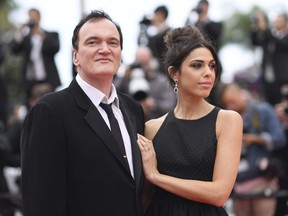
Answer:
[{"left": 76, "top": 75, "right": 134, "bottom": 178}]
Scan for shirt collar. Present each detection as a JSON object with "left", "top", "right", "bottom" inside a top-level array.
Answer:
[{"left": 75, "top": 74, "right": 119, "bottom": 108}]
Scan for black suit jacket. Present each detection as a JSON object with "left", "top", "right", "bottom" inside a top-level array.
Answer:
[
  {"left": 10, "top": 30, "right": 61, "bottom": 90},
  {"left": 20, "top": 79, "right": 145, "bottom": 216}
]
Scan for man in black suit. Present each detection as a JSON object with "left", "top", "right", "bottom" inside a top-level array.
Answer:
[
  {"left": 250, "top": 11, "right": 288, "bottom": 106},
  {"left": 186, "top": 0, "right": 223, "bottom": 51},
  {"left": 20, "top": 10, "right": 145, "bottom": 216},
  {"left": 138, "top": 5, "right": 171, "bottom": 73},
  {"left": 10, "top": 8, "right": 61, "bottom": 108}
]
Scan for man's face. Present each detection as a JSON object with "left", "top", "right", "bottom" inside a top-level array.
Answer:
[
  {"left": 28, "top": 10, "right": 41, "bottom": 27},
  {"left": 73, "top": 18, "right": 121, "bottom": 85},
  {"left": 221, "top": 85, "right": 245, "bottom": 113}
]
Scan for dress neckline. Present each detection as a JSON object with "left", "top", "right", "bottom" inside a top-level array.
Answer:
[{"left": 171, "top": 106, "right": 217, "bottom": 121}]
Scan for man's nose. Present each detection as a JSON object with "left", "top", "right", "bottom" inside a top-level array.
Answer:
[{"left": 98, "top": 43, "right": 110, "bottom": 53}]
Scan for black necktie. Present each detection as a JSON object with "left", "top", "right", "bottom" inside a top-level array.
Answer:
[{"left": 100, "top": 103, "right": 127, "bottom": 157}]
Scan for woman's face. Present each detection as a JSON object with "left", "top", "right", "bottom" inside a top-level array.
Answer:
[{"left": 176, "top": 47, "right": 216, "bottom": 99}]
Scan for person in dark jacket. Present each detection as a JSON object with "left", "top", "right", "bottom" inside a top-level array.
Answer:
[
  {"left": 250, "top": 11, "right": 288, "bottom": 106},
  {"left": 10, "top": 8, "right": 61, "bottom": 108}
]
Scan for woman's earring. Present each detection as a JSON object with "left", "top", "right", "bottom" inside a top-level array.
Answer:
[{"left": 173, "top": 80, "right": 178, "bottom": 94}]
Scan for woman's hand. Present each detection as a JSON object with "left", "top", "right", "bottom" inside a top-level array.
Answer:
[{"left": 137, "top": 134, "right": 159, "bottom": 182}]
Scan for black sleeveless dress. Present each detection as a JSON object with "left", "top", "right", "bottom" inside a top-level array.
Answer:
[{"left": 145, "top": 107, "right": 228, "bottom": 216}]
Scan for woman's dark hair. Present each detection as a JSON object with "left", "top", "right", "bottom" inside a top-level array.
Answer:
[
  {"left": 163, "top": 25, "right": 221, "bottom": 87},
  {"left": 72, "top": 10, "right": 123, "bottom": 50}
]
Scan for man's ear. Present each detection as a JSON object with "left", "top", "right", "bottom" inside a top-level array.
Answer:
[{"left": 73, "top": 50, "right": 79, "bottom": 66}]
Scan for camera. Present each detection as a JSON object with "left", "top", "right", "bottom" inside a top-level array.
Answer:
[
  {"left": 250, "top": 14, "right": 259, "bottom": 24},
  {"left": 192, "top": 0, "right": 208, "bottom": 14},
  {"left": 129, "top": 63, "right": 142, "bottom": 70},
  {"left": 257, "top": 157, "right": 284, "bottom": 179},
  {"left": 192, "top": 5, "right": 203, "bottom": 14},
  {"left": 139, "top": 16, "right": 152, "bottom": 26},
  {"left": 280, "top": 94, "right": 288, "bottom": 115},
  {"left": 27, "top": 20, "right": 35, "bottom": 29}
]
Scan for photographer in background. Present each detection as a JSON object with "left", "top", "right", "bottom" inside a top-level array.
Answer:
[
  {"left": 218, "top": 83, "right": 286, "bottom": 216},
  {"left": 137, "top": 5, "right": 171, "bottom": 73},
  {"left": 114, "top": 46, "right": 176, "bottom": 120},
  {"left": 186, "top": 0, "right": 223, "bottom": 107},
  {"left": 10, "top": 8, "right": 61, "bottom": 109},
  {"left": 186, "top": 0, "right": 223, "bottom": 51},
  {"left": 250, "top": 11, "right": 288, "bottom": 106},
  {"left": 274, "top": 86, "right": 288, "bottom": 215}
]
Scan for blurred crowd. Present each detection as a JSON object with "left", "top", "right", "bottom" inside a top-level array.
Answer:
[{"left": 0, "top": 0, "right": 288, "bottom": 215}]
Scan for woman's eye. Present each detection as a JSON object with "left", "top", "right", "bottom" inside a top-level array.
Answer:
[
  {"left": 192, "top": 63, "right": 202, "bottom": 69},
  {"left": 209, "top": 63, "right": 217, "bottom": 70}
]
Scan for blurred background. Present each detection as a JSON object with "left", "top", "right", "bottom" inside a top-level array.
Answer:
[
  {"left": 1, "top": 0, "right": 287, "bottom": 89},
  {"left": 0, "top": 0, "right": 288, "bottom": 215}
]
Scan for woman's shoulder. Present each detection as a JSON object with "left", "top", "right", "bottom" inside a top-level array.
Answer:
[
  {"left": 218, "top": 108, "right": 242, "bottom": 122},
  {"left": 145, "top": 113, "right": 168, "bottom": 140},
  {"left": 217, "top": 108, "right": 243, "bottom": 131}
]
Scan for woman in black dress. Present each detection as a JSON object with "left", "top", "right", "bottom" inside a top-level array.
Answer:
[{"left": 137, "top": 25, "right": 243, "bottom": 215}]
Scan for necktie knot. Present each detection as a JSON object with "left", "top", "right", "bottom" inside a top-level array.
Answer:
[{"left": 100, "top": 102, "right": 113, "bottom": 116}]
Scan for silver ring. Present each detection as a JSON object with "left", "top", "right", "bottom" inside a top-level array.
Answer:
[{"left": 145, "top": 147, "right": 150, "bottom": 152}]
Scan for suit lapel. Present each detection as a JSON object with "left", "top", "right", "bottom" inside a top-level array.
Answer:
[
  {"left": 85, "top": 106, "right": 132, "bottom": 176},
  {"left": 69, "top": 80, "right": 132, "bottom": 176}
]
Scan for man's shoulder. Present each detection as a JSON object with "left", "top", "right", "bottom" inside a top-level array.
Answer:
[
  {"left": 254, "top": 101, "right": 274, "bottom": 112},
  {"left": 44, "top": 30, "right": 59, "bottom": 38},
  {"left": 118, "top": 92, "right": 143, "bottom": 113},
  {"left": 118, "top": 92, "right": 138, "bottom": 106},
  {"left": 44, "top": 29, "right": 59, "bottom": 34},
  {"left": 37, "top": 87, "right": 70, "bottom": 105}
]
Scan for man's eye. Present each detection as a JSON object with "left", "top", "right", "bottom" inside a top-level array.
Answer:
[
  {"left": 109, "top": 41, "right": 119, "bottom": 47},
  {"left": 88, "top": 41, "right": 97, "bottom": 46}
]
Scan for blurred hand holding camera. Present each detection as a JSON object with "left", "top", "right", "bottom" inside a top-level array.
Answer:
[{"left": 16, "top": 9, "right": 45, "bottom": 39}]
